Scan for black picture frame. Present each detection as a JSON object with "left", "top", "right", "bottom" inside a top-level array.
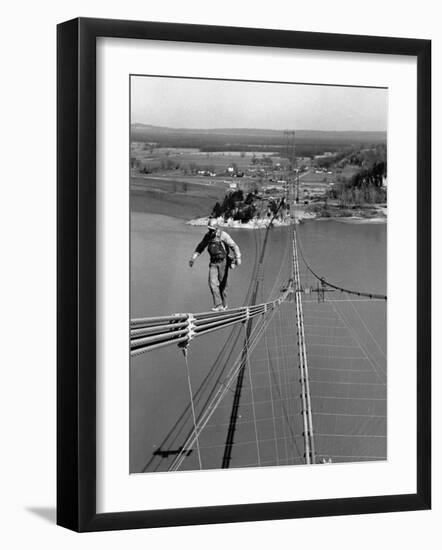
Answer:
[{"left": 57, "top": 17, "right": 431, "bottom": 532}]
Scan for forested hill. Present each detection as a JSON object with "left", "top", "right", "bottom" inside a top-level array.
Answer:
[{"left": 131, "top": 124, "right": 386, "bottom": 153}]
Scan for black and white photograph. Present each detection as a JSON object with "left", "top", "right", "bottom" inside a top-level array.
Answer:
[
  {"left": 0, "top": 0, "right": 435, "bottom": 542},
  {"left": 130, "top": 75, "right": 388, "bottom": 474}
]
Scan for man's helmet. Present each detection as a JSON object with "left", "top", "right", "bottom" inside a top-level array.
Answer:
[{"left": 207, "top": 218, "right": 218, "bottom": 231}]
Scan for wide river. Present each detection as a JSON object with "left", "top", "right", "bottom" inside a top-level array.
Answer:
[{"left": 130, "top": 209, "right": 386, "bottom": 473}]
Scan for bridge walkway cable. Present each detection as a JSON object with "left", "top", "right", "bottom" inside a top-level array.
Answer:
[{"left": 130, "top": 291, "right": 292, "bottom": 356}]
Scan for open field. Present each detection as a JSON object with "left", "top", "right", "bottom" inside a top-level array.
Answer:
[
  {"left": 299, "top": 170, "right": 335, "bottom": 184},
  {"left": 131, "top": 142, "right": 288, "bottom": 172},
  {"left": 131, "top": 175, "right": 227, "bottom": 197},
  {"left": 130, "top": 176, "right": 227, "bottom": 219}
]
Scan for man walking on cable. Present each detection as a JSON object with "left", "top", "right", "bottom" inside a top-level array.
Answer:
[{"left": 189, "top": 219, "right": 242, "bottom": 311}]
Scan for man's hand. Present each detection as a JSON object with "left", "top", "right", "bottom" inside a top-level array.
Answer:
[
  {"left": 236, "top": 257, "right": 242, "bottom": 267},
  {"left": 189, "top": 259, "right": 194, "bottom": 268}
]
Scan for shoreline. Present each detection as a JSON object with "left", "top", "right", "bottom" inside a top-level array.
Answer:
[
  {"left": 130, "top": 184, "right": 387, "bottom": 227},
  {"left": 316, "top": 216, "right": 386, "bottom": 224},
  {"left": 187, "top": 210, "right": 386, "bottom": 229}
]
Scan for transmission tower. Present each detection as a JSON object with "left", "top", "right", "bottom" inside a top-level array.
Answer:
[{"left": 284, "top": 130, "right": 299, "bottom": 204}]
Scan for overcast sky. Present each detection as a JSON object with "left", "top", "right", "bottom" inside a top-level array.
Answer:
[{"left": 131, "top": 76, "right": 387, "bottom": 132}]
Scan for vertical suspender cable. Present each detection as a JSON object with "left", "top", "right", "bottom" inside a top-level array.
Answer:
[
  {"left": 264, "top": 317, "right": 280, "bottom": 466},
  {"left": 246, "top": 323, "right": 262, "bottom": 467},
  {"left": 183, "top": 350, "right": 203, "bottom": 470}
]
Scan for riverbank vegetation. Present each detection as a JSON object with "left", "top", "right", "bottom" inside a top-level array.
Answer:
[
  {"left": 322, "top": 144, "right": 387, "bottom": 212},
  {"left": 211, "top": 190, "right": 260, "bottom": 223}
]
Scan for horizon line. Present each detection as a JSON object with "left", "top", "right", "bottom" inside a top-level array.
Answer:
[{"left": 131, "top": 123, "right": 387, "bottom": 133}]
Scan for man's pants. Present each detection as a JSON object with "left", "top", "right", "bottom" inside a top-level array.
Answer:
[{"left": 208, "top": 260, "right": 229, "bottom": 307}]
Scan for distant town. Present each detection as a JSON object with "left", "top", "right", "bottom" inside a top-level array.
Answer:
[{"left": 130, "top": 124, "right": 387, "bottom": 224}]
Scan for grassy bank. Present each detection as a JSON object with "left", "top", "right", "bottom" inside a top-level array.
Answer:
[
  {"left": 130, "top": 176, "right": 226, "bottom": 220},
  {"left": 307, "top": 202, "right": 386, "bottom": 220}
]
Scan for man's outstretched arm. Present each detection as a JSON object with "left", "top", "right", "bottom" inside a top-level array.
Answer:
[{"left": 189, "top": 233, "right": 209, "bottom": 267}]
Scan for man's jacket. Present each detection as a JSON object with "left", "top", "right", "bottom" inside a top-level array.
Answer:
[{"left": 194, "top": 229, "right": 241, "bottom": 263}]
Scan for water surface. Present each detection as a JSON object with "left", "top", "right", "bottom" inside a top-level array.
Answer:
[{"left": 130, "top": 212, "right": 386, "bottom": 472}]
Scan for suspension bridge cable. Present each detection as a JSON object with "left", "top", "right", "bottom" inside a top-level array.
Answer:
[
  {"left": 136, "top": 215, "right": 387, "bottom": 471},
  {"left": 220, "top": 199, "right": 285, "bottom": 468},
  {"left": 256, "top": 345, "right": 304, "bottom": 463},
  {"left": 130, "top": 296, "right": 288, "bottom": 356},
  {"left": 131, "top": 199, "right": 289, "bottom": 359},
  {"left": 140, "top": 228, "right": 278, "bottom": 472},
  {"left": 347, "top": 299, "right": 387, "bottom": 360},
  {"left": 169, "top": 311, "right": 275, "bottom": 470},
  {"left": 329, "top": 299, "right": 386, "bottom": 381},
  {"left": 245, "top": 324, "right": 262, "bottom": 467},
  {"left": 168, "top": 226, "right": 310, "bottom": 469},
  {"left": 276, "top": 308, "right": 290, "bottom": 463},
  {"left": 295, "top": 227, "right": 387, "bottom": 301},
  {"left": 264, "top": 317, "right": 280, "bottom": 465},
  {"left": 182, "top": 350, "right": 202, "bottom": 469},
  {"left": 142, "top": 316, "right": 247, "bottom": 472},
  {"left": 292, "top": 232, "right": 313, "bottom": 463},
  {"left": 169, "top": 307, "right": 279, "bottom": 471}
]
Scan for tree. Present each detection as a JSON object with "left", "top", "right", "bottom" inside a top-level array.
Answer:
[
  {"left": 212, "top": 202, "right": 222, "bottom": 217},
  {"left": 268, "top": 199, "right": 278, "bottom": 215},
  {"left": 245, "top": 192, "right": 254, "bottom": 205},
  {"left": 242, "top": 205, "right": 256, "bottom": 223}
]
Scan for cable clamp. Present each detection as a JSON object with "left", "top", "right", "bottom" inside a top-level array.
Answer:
[
  {"left": 180, "top": 314, "right": 195, "bottom": 351},
  {"left": 187, "top": 313, "right": 196, "bottom": 343}
]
